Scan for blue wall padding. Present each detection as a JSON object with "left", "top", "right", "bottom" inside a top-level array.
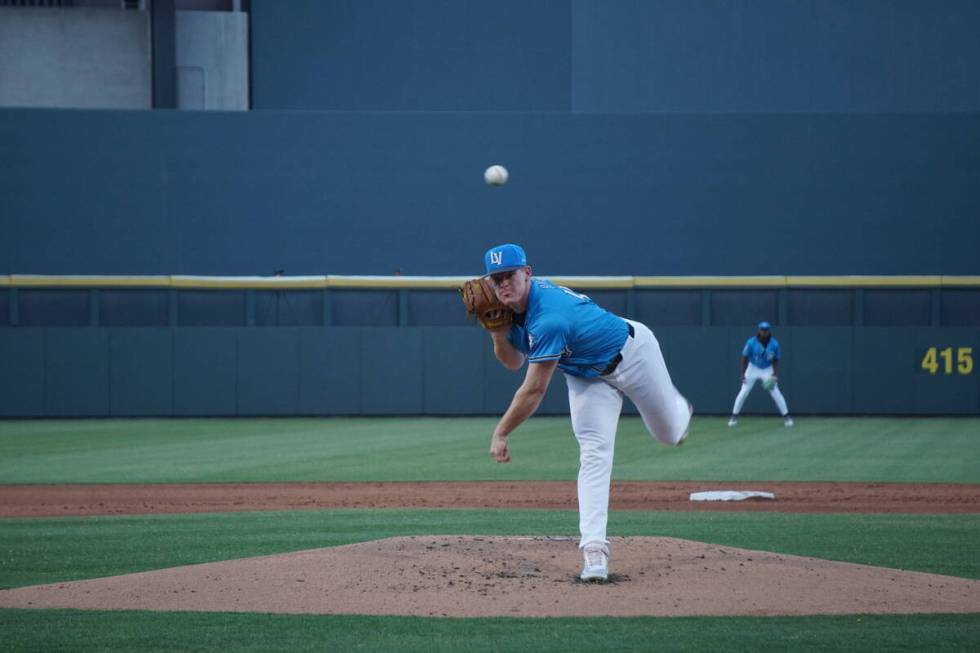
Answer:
[
  {"left": 101, "top": 290, "right": 170, "bottom": 327},
  {"left": 237, "top": 328, "right": 302, "bottom": 415},
  {"left": 19, "top": 290, "right": 90, "bottom": 327},
  {"left": 863, "top": 290, "right": 933, "bottom": 327},
  {"left": 109, "top": 328, "right": 174, "bottom": 416},
  {"left": 943, "top": 292, "right": 980, "bottom": 328},
  {"left": 422, "top": 328, "right": 484, "bottom": 414},
  {"left": 2, "top": 326, "right": 976, "bottom": 417},
  {"left": 361, "top": 328, "right": 424, "bottom": 414},
  {"left": 786, "top": 291, "right": 853, "bottom": 327},
  {"left": 173, "top": 328, "right": 237, "bottom": 415},
  {"left": 851, "top": 328, "right": 917, "bottom": 414},
  {"left": 44, "top": 329, "right": 109, "bottom": 416},
  {"left": 0, "top": 329, "right": 44, "bottom": 416},
  {"left": 331, "top": 292, "right": 399, "bottom": 327},
  {"left": 2, "top": 110, "right": 978, "bottom": 277},
  {"left": 178, "top": 291, "right": 245, "bottom": 327},
  {"left": 634, "top": 292, "right": 702, "bottom": 327},
  {"left": 711, "top": 291, "right": 779, "bottom": 327},
  {"left": 255, "top": 291, "right": 323, "bottom": 327},
  {"left": 5, "top": 288, "right": 978, "bottom": 330},
  {"left": 297, "top": 328, "right": 363, "bottom": 415},
  {"left": 910, "top": 328, "right": 980, "bottom": 415}
]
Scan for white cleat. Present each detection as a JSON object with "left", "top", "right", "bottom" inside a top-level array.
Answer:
[
  {"left": 580, "top": 543, "right": 609, "bottom": 582},
  {"left": 784, "top": 416, "right": 795, "bottom": 427},
  {"left": 727, "top": 417, "right": 738, "bottom": 427}
]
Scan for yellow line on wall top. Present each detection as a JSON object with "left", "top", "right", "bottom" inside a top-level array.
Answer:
[{"left": 1, "top": 275, "right": 978, "bottom": 289}]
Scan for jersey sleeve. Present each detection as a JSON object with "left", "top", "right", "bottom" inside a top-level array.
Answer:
[
  {"left": 771, "top": 339, "right": 781, "bottom": 360},
  {"left": 741, "top": 338, "right": 754, "bottom": 357},
  {"left": 527, "top": 317, "right": 568, "bottom": 364}
]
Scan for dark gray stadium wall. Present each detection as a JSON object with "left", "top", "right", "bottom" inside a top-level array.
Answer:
[
  {"left": 250, "top": 0, "right": 572, "bottom": 111},
  {"left": 250, "top": 0, "right": 980, "bottom": 113},
  {"left": 2, "top": 110, "right": 978, "bottom": 276},
  {"left": 1, "top": 325, "right": 977, "bottom": 417},
  {"left": 3, "top": 0, "right": 979, "bottom": 418},
  {"left": 570, "top": 0, "right": 980, "bottom": 113}
]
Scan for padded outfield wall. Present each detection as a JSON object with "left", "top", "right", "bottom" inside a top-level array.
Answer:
[
  {"left": 1, "top": 278, "right": 978, "bottom": 417},
  {"left": 0, "top": 324, "right": 978, "bottom": 417},
  {"left": 2, "top": 1, "right": 978, "bottom": 416}
]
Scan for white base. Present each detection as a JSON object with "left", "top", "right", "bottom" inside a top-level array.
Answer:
[{"left": 689, "top": 490, "right": 776, "bottom": 502}]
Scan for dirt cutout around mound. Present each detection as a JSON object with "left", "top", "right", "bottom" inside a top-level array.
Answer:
[
  {"left": 2, "top": 481, "right": 978, "bottom": 517},
  {"left": 1, "top": 536, "right": 978, "bottom": 618}
]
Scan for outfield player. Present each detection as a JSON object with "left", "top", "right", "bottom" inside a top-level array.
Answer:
[
  {"left": 481, "top": 243, "right": 692, "bottom": 582},
  {"left": 727, "top": 321, "right": 794, "bottom": 427}
]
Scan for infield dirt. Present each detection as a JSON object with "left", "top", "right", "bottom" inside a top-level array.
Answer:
[
  {"left": 1, "top": 536, "right": 979, "bottom": 617},
  {"left": 2, "top": 480, "right": 978, "bottom": 517},
  {"left": 3, "top": 481, "right": 978, "bottom": 618}
]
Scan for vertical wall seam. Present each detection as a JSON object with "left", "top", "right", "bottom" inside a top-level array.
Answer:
[
  {"left": 10, "top": 288, "right": 19, "bottom": 327},
  {"left": 170, "top": 326, "right": 176, "bottom": 417},
  {"left": 41, "top": 328, "right": 48, "bottom": 417},
  {"left": 234, "top": 328, "right": 240, "bottom": 416},
  {"left": 107, "top": 329, "right": 113, "bottom": 416}
]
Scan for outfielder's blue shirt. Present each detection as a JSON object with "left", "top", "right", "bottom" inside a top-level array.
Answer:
[
  {"left": 507, "top": 279, "right": 629, "bottom": 378},
  {"left": 742, "top": 336, "right": 780, "bottom": 369}
]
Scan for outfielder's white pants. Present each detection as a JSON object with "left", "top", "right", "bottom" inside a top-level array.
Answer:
[
  {"left": 565, "top": 320, "right": 690, "bottom": 549},
  {"left": 731, "top": 363, "right": 789, "bottom": 416}
]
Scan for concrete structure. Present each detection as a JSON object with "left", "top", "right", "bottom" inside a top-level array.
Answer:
[
  {"left": 0, "top": 7, "right": 151, "bottom": 109},
  {"left": 176, "top": 10, "right": 248, "bottom": 110},
  {"left": 0, "top": 6, "right": 248, "bottom": 111}
]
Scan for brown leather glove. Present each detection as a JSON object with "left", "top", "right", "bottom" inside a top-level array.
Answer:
[{"left": 459, "top": 278, "right": 513, "bottom": 330}]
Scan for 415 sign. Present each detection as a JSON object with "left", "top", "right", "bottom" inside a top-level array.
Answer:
[{"left": 920, "top": 347, "right": 975, "bottom": 375}]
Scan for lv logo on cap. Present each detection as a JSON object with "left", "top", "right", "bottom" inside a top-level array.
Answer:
[{"left": 490, "top": 251, "right": 503, "bottom": 265}]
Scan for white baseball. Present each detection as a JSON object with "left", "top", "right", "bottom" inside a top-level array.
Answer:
[{"left": 484, "top": 164, "right": 509, "bottom": 186}]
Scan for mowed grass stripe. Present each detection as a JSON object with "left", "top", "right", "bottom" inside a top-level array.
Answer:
[
  {"left": 0, "top": 417, "right": 978, "bottom": 483},
  {"left": 0, "top": 610, "right": 977, "bottom": 653},
  {"left": 1, "top": 510, "right": 978, "bottom": 589}
]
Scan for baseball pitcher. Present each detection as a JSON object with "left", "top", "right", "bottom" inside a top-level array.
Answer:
[{"left": 461, "top": 243, "right": 692, "bottom": 582}]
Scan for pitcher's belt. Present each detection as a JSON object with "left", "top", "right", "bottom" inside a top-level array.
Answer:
[{"left": 599, "top": 322, "right": 635, "bottom": 376}]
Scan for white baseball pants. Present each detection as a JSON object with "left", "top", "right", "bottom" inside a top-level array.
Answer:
[
  {"left": 731, "top": 363, "right": 789, "bottom": 416},
  {"left": 565, "top": 320, "right": 691, "bottom": 548}
]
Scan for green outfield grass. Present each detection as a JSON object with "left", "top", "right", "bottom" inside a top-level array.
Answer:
[
  {"left": 1, "top": 416, "right": 977, "bottom": 652},
  {"left": 1, "top": 610, "right": 977, "bottom": 653},
  {"left": 0, "top": 416, "right": 978, "bottom": 483}
]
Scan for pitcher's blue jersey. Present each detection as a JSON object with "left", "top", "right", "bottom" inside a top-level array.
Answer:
[
  {"left": 507, "top": 279, "right": 629, "bottom": 378},
  {"left": 742, "top": 336, "right": 780, "bottom": 369}
]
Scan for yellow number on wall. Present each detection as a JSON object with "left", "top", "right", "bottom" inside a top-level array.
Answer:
[
  {"left": 959, "top": 347, "right": 975, "bottom": 375},
  {"left": 940, "top": 347, "right": 954, "bottom": 374},
  {"left": 923, "top": 346, "right": 975, "bottom": 376}
]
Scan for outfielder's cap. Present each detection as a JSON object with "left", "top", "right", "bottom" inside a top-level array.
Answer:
[
  {"left": 758, "top": 321, "right": 772, "bottom": 330},
  {"left": 484, "top": 243, "right": 528, "bottom": 276}
]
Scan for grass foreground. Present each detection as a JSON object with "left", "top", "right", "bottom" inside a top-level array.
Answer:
[
  {"left": 1, "top": 416, "right": 977, "bottom": 652},
  {"left": 0, "top": 416, "right": 978, "bottom": 483},
  {"left": 0, "top": 609, "right": 977, "bottom": 653}
]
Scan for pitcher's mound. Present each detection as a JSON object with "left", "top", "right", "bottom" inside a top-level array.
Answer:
[{"left": 1, "top": 536, "right": 978, "bottom": 617}]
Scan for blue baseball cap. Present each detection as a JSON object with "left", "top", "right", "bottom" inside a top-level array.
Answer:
[
  {"left": 758, "top": 321, "right": 772, "bottom": 330},
  {"left": 484, "top": 243, "right": 528, "bottom": 276}
]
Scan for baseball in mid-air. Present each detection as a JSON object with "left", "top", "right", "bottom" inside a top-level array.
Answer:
[{"left": 484, "top": 164, "right": 509, "bottom": 186}]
